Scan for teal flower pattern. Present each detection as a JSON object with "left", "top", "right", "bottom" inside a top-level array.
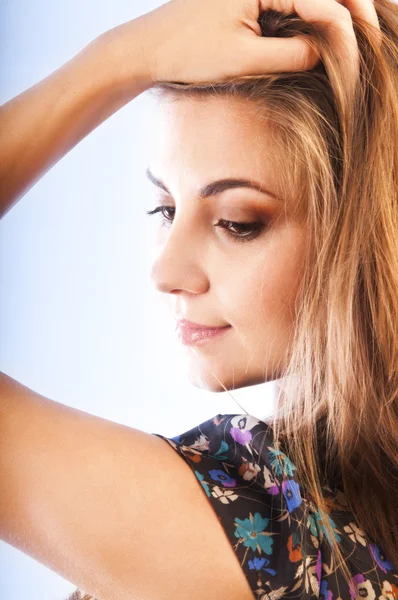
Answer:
[
  {"left": 234, "top": 512, "right": 274, "bottom": 554},
  {"left": 268, "top": 447, "right": 297, "bottom": 477},
  {"left": 152, "top": 414, "right": 398, "bottom": 599}
]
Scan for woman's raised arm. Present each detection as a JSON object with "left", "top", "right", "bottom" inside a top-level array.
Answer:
[
  {"left": 0, "top": 21, "right": 152, "bottom": 220},
  {"left": 0, "top": 371, "right": 256, "bottom": 600},
  {"left": 0, "top": 0, "right": 331, "bottom": 221}
]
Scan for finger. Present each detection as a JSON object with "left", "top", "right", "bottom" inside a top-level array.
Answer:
[
  {"left": 292, "top": 0, "right": 361, "bottom": 92},
  {"left": 245, "top": 35, "right": 320, "bottom": 73},
  {"left": 263, "top": 0, "right": 356, "bottom": 30},
  {"left": 339, "top": 0, "right": 380, "bottom": 30},
  {"left": 256, "top": 0, "right": 359, "bottom": 89}
]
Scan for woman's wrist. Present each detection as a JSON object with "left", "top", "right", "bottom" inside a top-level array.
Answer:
[
  {"left": 94, "top": 17, "right": 156, "bottom": 101},
  {"left": 0, "top": 19, "right": 154, "bottom": 219}
]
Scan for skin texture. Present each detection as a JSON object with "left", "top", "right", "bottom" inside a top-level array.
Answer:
[
  {"left": 146, "top": 95, "right": 308, "bottom": 392},
  {"left": 137, "top": 0, "right": 379, "bottom": 85}
]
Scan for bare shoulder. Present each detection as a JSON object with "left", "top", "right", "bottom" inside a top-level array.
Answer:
[
  {"left": 0, "top": 374, "right": 253, "bottom": 600},
  {"left": 68, "top": 433, "right": 255, "bottom": 600}
]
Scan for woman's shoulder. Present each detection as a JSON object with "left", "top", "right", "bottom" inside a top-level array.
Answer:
[{"left": 153, "top": 413, "right": 398, "bottom": 599}]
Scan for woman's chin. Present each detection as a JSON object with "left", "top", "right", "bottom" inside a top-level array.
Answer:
[{"left": 184, "top": 361, "right": 268, "bottom": 393}]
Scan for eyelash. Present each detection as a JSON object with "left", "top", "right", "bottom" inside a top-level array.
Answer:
[{"left": 145, "top": 206, "right": 265, "bottom": 243}]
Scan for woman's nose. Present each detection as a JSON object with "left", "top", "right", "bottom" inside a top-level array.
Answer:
[{"left": 149, "top": 223, "right": 209, "bottom": 296}]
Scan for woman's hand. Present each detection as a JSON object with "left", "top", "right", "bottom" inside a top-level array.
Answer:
[{"left": 124, "top": 0, "right": 380, "bottom": 86}]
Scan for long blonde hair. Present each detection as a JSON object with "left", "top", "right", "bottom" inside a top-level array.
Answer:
[
  {"left": 67, "top": 1, "right": 398, "bottom": 597},
  {"left": 149, "top": 0, "right": 398, "bottom": 585}
]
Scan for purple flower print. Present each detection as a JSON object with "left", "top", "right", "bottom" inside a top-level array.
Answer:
[
  {"left": 349, "top": 574, "right": 376, "bottom": 600},
  {"left": 315, "top": 549, "right": 322, "bottom": 586},
  {"left": 229, "top": 415, "right": 259, "bottom": 445},
  {"left": 230, "top": 426, "right": 253, "bottom": 445}
]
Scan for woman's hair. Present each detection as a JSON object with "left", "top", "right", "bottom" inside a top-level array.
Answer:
[
  {"left": 67, "top": 0, "right": 398, "bottom": 597},
  {"left": 65, "top": 591, "right": 92, "bottom": 600},
  {"left": 149, "top": 0, "right": 398, "bottom": 587}
]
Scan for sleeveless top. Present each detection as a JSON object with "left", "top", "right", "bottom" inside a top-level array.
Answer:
[{"left": 151, "top": 413, "right": 398, "bottom": 600}]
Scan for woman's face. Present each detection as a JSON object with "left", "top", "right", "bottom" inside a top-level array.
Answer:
[{"left": 146, "top": 95, "right": 307, "bottom": 392}]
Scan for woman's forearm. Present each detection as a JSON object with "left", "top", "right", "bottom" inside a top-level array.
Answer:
[{"left": 0, "top": 22, "right": 152, "bottom": 220}]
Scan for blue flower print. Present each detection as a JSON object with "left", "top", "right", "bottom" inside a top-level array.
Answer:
[
  {"left": 320, "top": 579, "right": 333, "bottom": 600},
  {"left": 209, "top": 469, "right": 237, "bottom": 487},
  {"left": 248, "top": 556, "right": 277, "bottom": 576},
  {"left": 153, "top": 414, "right": 398, "bottom": 600},
  {"left": 369, "top": 543, "right": 394, "bottom": 573},
  {"left": 268, "top": 448, "right": 296, "bottom": 477},
  {"left": 282, "top": 479, "right": 302, "bottom": 512},
  {"left": 234, "top": 512, "right": 274, "bottom": 555},
  {"left": 194, "top": 470, "right": 211, "bottom": 497}
]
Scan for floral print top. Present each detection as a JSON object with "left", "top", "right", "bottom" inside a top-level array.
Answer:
[{"left": 152, "top": 414, "right": 398, "bottom": 600}]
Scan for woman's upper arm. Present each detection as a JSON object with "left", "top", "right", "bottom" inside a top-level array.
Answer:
[{"left": 0, "top": 373, "right": 253, "bottom": 600}]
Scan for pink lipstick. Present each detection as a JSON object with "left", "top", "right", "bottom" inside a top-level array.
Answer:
[{"left": 175, "top": 319, "right": 232, "bottom": 346}]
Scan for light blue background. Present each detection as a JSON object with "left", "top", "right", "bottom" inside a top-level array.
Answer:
[{"left": 0, "top": 1, "right": 279, "bottom": 597}]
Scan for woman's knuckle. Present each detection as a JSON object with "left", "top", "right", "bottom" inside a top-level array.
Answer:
[
  {"left": 297, "top": 44, "right": 318, "bottom": 71},
  {"left": 337, "top": 3, "right": 353, "bottom": 23}
]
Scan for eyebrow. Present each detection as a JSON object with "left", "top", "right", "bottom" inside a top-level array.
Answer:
[{"left": 145, "top": 168, "right": 282, "bottom": 202}]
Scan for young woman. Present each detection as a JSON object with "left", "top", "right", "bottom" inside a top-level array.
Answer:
[{"left": 1, "top": 0, "right": 397, "bottom": 599}]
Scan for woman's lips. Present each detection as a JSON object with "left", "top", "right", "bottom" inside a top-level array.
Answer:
[{"left": 175, "top": 320, "right": 232, "bottom": 346}]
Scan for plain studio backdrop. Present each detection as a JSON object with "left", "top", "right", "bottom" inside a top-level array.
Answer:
[{"left": 1, "top": 1, "right": 282, "bottom": 598}]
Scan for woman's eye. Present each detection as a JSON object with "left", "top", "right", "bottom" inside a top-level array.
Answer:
[
  {"left": 145, "top": 206, "right": 265, "bottom": 243},
  {"left": 146, "top": 205, "right": 175, "bottom": 224},
  {"left": 214, "top": 219, "right": 265, "bottom": 243},
  {"left": 146, "top": 206, "right": 175, "bottom": 227}
]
